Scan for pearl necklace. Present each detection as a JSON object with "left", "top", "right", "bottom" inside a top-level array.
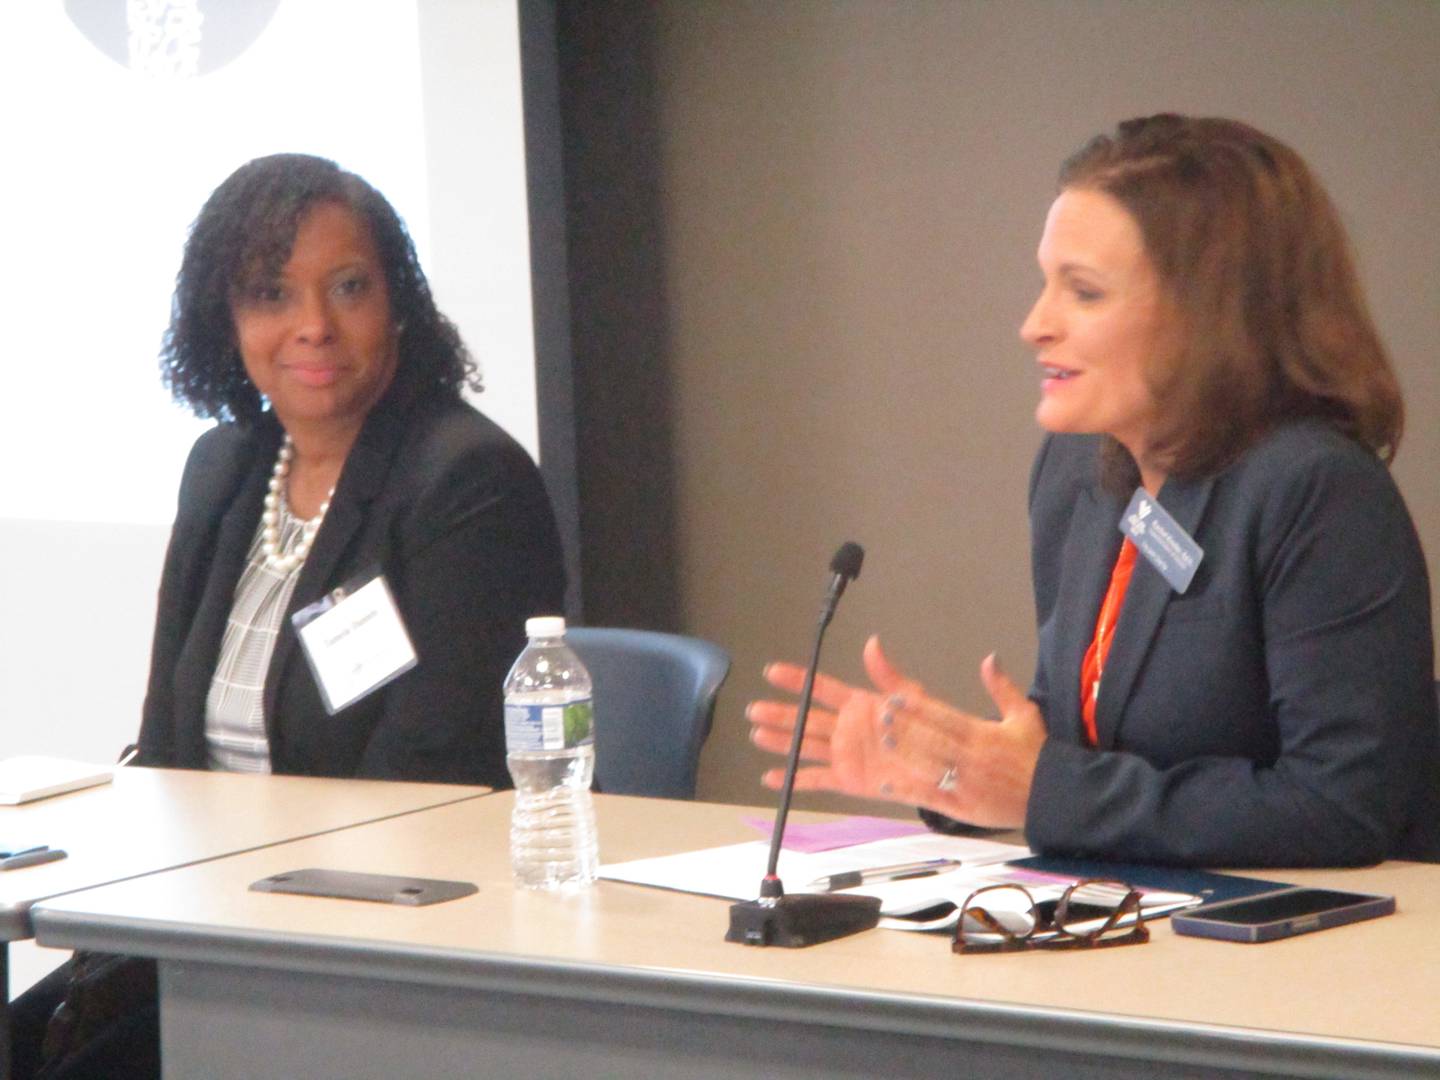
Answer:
[{"left": 261, "top": 436, "right": 334, "bottom": 574}]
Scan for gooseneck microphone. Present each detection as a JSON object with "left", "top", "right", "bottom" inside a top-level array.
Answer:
[
  {"left": 726, "top": 542, "right": 882, "bottom": 947},
  {"left": 766, "top": 541, "right": 864, "bottom": 868}
]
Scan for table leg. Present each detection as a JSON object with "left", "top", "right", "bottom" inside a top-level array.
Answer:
[{"left": 2, "top": 942, "right": 13, "bottom": 1080}]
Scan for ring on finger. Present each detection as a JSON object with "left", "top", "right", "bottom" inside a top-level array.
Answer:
[{"left": 936, "top": 764, "right": 959, "bottom": 792}]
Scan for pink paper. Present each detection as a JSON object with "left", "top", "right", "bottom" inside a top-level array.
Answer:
[{"left": 743, "top": 814, "right": 928, "bottom": 853}]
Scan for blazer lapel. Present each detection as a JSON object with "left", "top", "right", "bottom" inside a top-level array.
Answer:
[
  {"left": 262, "top": 406, "right": 403, "bottom": 729},
  {"left": 1048, "top": 479, "right": 1125, "bottom": 745},
  {"left": 171, "top": 431, "right": 274, "bottom": 764},
  {"left": 1093, "top": 473, "right": 1216, "bottom": 748}
]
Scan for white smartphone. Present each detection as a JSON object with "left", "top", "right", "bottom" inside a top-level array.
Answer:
[{"left": 1170, "top": 887, "right": 1395, "bottom": 943}]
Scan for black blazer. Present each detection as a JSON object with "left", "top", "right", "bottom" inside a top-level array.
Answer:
[
  {"left": 137, "top": 392, "right": 565, "bottom": 788},
  {"left": 1022, "top": 421, "right": 1440, "bottom": 866}
]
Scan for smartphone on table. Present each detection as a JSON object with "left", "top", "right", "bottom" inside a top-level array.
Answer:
[{"left": 1170, "top": 887, "right": 1394, "bottom": 943}]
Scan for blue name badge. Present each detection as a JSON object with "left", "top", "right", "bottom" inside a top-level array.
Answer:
[{"left": 1119, "top": 488, "right": 1204, "bottom": 594}]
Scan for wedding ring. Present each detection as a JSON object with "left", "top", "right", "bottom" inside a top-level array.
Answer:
[{"left": 937, "top": 765, "right": 959, "bottom": 792}]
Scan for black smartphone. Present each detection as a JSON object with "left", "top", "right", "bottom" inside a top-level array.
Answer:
[
  {"left": 250, "top": 868, "right": 478, "bottom": 906},
  {"left": 1170, "top": 887, "right": 1394, "bottom": 943}
]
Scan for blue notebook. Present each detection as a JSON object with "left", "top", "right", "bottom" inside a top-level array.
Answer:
[{"left": 1008, "top": 855, "right": 1290, "bottom": 907}]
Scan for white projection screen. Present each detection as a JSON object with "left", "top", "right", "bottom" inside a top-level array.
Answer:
[{"left": 0, "top": 0, "right": 547, "bottom": 760}]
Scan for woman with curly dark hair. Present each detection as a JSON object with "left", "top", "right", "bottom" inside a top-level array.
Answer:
[
  {"left": 13, "top": 153, "right": 565, "bottom": 1080},
  {"left": 136, "top": 151, "right": 564, "bottom": 786},
  {"left": 160, "top": 153, "right": 479, "bottom": 425}
]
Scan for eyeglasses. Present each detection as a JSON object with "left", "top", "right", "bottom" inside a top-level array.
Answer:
[{"left": 951, "top": 878, "right": 1150, "bottom": 954}]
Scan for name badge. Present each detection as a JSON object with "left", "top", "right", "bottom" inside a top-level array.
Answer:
[
  {"left": 1119, "top": 488, "right": 1204, "bottom": 594},
  {"left": 292, "top": 574, "right": 417, "bottom": 714}
]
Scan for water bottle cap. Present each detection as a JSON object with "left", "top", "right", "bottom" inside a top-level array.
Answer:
[{"left": 525, "top": 615, "right": 567, "bottom": 639}]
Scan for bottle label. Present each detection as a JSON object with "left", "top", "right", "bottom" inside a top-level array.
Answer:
[{"left": 505, "top": 699, "right": 594, "bottom": 752}]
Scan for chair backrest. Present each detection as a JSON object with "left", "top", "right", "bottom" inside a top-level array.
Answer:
[{"left": 566, "top": 627, "right": 730, "bottom": 799}]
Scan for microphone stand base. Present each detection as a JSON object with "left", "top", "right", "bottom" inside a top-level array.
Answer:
[{"left": 725, "top": 893, "right": 882, "bottom": 948}]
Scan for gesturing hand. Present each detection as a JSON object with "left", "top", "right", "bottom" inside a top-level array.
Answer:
[{"left": 747, "top": 636, "right": 1047, "bottom": 828}]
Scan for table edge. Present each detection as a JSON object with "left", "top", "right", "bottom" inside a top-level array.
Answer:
[{"left": 32, "top": 907, "right": 1438, "bottom": 1080}]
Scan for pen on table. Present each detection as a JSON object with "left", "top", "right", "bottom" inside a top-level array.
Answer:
[
  {"left": 1, "top": 846, "right": 67, "bottom": 871},
  {"left": 808, "top": 858, "right": 963, "bottom": 892}
]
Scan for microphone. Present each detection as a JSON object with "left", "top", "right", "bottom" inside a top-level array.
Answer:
[
  {"left": 726, "top": 542, "right": 881, "bottom": 947},
  {"left": 820, "top": 541, "right": 864, "bottom": 626}
]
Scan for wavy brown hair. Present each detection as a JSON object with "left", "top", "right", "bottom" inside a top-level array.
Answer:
[{"left": 1060, "top": 114, "right": 1402, "bottom": 482}]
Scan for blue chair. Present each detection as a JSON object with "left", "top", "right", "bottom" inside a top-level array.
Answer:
[{"left": 566, "top": 627, "right": 730, "bottom": 799}]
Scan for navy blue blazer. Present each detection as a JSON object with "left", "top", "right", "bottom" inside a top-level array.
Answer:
[
  {"left": 137, "top": 391, "right": 565, "bottom": 788},
  {"left": 1023, "top": 422, "right": 1440, "bottom": 866}
]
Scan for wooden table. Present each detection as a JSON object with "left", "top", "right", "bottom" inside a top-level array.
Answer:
[
  {"left": 30, "top": 793, "right": 1440, "bottom": 1079},
  {"left": 1, "top": 766, "right": 487, "bottom": 1078}
]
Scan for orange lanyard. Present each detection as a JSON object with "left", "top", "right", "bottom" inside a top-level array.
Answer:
[{"left": 1079, "top": 540, "right": 1138, "bottom": 746}]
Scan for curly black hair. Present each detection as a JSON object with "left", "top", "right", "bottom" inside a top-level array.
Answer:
[{"left": 161, "top": 153, "right": 480, "bottom": 423}]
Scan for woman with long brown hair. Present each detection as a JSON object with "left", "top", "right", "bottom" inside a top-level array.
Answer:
[{"left": 749, "top": 115, "right": 1439, "bottom": 866}]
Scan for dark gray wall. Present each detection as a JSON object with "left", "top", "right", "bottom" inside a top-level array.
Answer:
[{"left": 557, "top": 1, "right": 682, "bottom": 632}]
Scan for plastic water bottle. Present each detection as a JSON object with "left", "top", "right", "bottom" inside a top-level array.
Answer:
[{"left": 503, "top": 616, "right": 598, "bottom": 889}]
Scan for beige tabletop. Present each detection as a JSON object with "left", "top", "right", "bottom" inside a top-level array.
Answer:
[
  {"left": 29, "top": 791, "right": 1440, "bottom": 1064},
  {"left": 1, "top": 765, "right": 488, "bottom": 939}
]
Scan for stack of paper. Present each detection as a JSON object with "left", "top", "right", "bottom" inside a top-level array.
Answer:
[
  {"left": 0, "top": 756, "right": 114, "bottom": 805},
  {"left": 600, "top": 825, "right": 1201, "bottom": 933}
]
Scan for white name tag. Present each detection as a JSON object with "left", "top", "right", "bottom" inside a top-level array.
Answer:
[{"left": 293, "top": 576, "right": 417, "bottom": 714}]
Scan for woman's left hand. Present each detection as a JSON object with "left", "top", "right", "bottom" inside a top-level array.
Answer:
[{"left": 747, "top": 636, "right": 1048, "bottom": 829}]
